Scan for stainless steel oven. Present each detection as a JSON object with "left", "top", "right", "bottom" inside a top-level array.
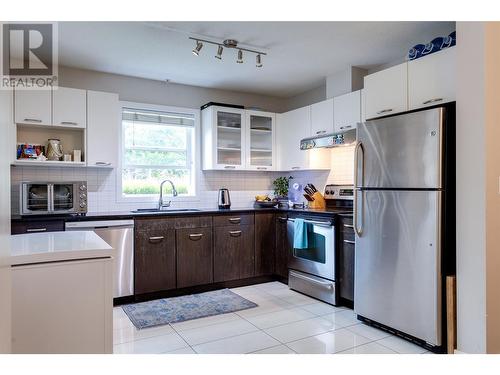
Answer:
[
  {"left": 287, "top": 216, "right": 337, "bottom": 304},
  {"left": 20, "top": 181, "right": 87, "bottom": 215}
]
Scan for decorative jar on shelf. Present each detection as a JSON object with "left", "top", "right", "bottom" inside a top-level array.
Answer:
[{"left": 46, "top": 139, "right": 63, "bottom": 161}]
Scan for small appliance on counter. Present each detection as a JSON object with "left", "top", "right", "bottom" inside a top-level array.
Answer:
[
  {"left": 218, "top": 188, "right": 231, "bottom": 209},
  {"left": 20, "top": 181, "right": 87, "bottom": 216}
]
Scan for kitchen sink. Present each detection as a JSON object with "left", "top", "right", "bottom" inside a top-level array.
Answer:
[{"left": 131, "top": 208, "right": 201, "bottom": 213}]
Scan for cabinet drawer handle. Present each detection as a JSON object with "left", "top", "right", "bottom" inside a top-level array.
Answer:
[
  {"left": 340, "top": 125, "right": 352, "bottom": 130},
  {"left": 291, "top": 166, "right": 300, "bottom": 170},
  {"left": 224, "top": 166, "right": 236, "bottom": 169},
  {"left": 95, "top": 162, "right": 111, "bottom": 166},
  {"left": 376, "top": 109, "right": 393, "bottom": 115},
  {"left": 23, "top": 118, "right": 42, "bottom": 123},
  {"left": 26, "top": 228, "right": 47, "bottom": 233},
  {"left": 343, "top": 239, "right": 355, "bottom": 244},
  {"left": 229, "top": 230, "right": 242, "bottom": 237},
  {"left": 149, "top": 236, "right": 164, "bottom": 243},
  {"left": 61, "top": 121, "right": 78, "bottom": 125},
  {"left": 256, "top": 167, "right": 267, "bottom": 170},
  {"left": 315, "top": 130, "right": 326, "bottom": 135},
  {"left": 189, "top": 233, "right": 204, "bottom": 241},
  {"left": 422, "top": 98, "right": 443, "bottom": 105},
  {"left": 228, "top": 217, "right": 241, "bottom": 224},
  {"left": 277, "top": 216, "right": 287, "bottom": 223},
  {"left": 343, "top": 224, "right": 354, "bottom": 228}
]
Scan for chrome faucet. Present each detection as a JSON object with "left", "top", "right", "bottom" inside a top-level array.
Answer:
[{"left": 158, "top": 179, "right": 178, "bottom": 210}]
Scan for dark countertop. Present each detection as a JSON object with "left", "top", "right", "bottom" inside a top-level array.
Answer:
[{"left": 11, "top": 206, "right": 353, "bottom": 222}]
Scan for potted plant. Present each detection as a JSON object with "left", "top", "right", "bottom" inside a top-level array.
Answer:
[{"left": 272, "top": 176, "right": 293, "bottom": 207}]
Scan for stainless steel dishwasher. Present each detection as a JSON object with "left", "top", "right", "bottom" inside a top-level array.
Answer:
[{"left": 65, "top": 220, "right": 134, "bottom": 298}]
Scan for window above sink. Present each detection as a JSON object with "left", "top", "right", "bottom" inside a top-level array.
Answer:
[{"left": 117, "top": 102, "right": 199, "bottom": 203}]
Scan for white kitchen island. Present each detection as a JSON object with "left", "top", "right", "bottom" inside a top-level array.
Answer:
[{"left": 10, "top": 231, "right": 114, "bottom": 354}]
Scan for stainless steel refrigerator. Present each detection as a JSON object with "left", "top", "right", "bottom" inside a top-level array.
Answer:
[{"left": 353, "top": 104, "right": 455, "bottom": 351}]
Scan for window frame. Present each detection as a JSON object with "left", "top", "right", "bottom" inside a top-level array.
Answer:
[{"left": 116, "top": 101, "right": 200, "bottom": 203}]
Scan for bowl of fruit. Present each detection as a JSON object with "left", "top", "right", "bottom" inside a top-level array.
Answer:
[{"left": 254, "top": 195, "right": 279, "bottom": 208}]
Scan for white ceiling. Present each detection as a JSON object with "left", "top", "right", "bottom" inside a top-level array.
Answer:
[{"left": 58, "top": 21, "right": 455, "bottom": 98}]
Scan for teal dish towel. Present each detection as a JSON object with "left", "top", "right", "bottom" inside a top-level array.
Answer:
[{"left": 293, "top": 218, "right": 309, "bottom": 249}]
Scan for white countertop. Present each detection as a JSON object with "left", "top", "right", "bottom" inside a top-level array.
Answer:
[{"left": 10, "top": 231, "right": 113, "bottom": 266}]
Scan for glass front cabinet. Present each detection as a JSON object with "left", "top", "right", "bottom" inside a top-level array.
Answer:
[
  {"left": 245, "top": 110, "right": 275, "bottom": 171},
  {"left": 201, "top": 105, "right": 276, "bottom": 171}
]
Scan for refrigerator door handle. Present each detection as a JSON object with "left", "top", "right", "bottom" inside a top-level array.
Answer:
[{"left": 354, "top": 142, "right": 364, "bottom": 236}]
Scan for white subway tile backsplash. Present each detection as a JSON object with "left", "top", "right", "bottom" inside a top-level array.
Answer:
[{"left": 10, "top": 147, "right": 355, "bottom": 214}]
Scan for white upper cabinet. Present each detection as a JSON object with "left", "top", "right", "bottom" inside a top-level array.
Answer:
[
  {"left": 52, "top": 87, "right": 87, "bottom": 128},
  {"left": 310, "top": 99, "right": 334, "bottom": 136},
  {"left": 333, "top": 90, "right": 361, "bottom": 132},
  {"left": 14, "top": 89, "right": 52, "bottom": 125},
  {"left": 277, "top": 107, "right": 309, "bottom": 171},
  {"left": 245, "top": 110, "right": 276, "bottom": 171},
  {"left": 202, "top": 106, "right": 246, "bottom": 170},
  {"left": 276, "top": 106, "right": 329, "bottom": 171},
  {"left": 87, "top": 90, "right": 120, "bottom": 168},
  {"left": 408, "top": 47, "right": 456, "bottom": 110},
  {"left": 364, "top": 63, "right": 408, "bottom": 120}
]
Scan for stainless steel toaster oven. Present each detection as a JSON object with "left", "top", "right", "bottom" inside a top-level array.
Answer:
[{"left": 20, "top": 181, "right": 87, "bottom": 215}]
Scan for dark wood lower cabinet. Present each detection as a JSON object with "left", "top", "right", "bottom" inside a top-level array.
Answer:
[
  {"left": 176, "top": 227, "right": 213, "bottom": 288},
  {"left": 214, "top": 224, "right": 255, "bottom": 282},
  {"left": 255, "top": 213, "right": 275, "bottom": 276},
  {"left": 135, "top": 228, "right": 176, "bottom": 294},
  {"left": 275, "top": 215, "right": 289, "bottom": 279},
  {"left": 11, "top": 219, "right": 64, "bottom": 235},
  {"left": 337, "top": 216, "right": 355, "bottom": 303}
]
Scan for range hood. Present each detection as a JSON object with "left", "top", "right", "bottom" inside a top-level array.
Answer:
[{"left": 300, "top": 129, "right": 356, "bottom": 150}]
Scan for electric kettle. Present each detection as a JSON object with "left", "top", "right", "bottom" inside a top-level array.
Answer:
[{"left": 218, "top": 188, "right": 231, "bottom": 209}]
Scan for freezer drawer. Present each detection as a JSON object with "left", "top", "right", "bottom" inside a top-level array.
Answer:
[
  {"left": 354, "top": 190, "right": 442, "bottom": 346},
  {"left": 356, "top": 107, "right": 444, "bottom": 189}
]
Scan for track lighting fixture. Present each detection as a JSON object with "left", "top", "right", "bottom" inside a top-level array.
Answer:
[
  {"left": 256, "top": 54, "right": 263, "bottom": 68},
  {"left": 192, "top": 41, "right": 203, "bottom": 56},
  {"left": 215, "top": 45, "right": 223, "bottom": 60},
  {"left": 188, "top": 37, "right": 266, "bottom": 68}
]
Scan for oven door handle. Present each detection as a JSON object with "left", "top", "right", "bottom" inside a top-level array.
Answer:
[
  {"left": 289, "top": 271, "right": 333, "bottom": 290},
  {"left": 287, "top": 218, "right": 333, "bottom": 227}
]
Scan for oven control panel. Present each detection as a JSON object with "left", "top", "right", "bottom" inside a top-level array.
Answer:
[{"left": 324, "top": 184, "right": 354, "bottom": 200}]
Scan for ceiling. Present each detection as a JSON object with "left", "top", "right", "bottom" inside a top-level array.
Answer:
[{"left": 58, "top": 21, "right": 455, "bottom": 98}]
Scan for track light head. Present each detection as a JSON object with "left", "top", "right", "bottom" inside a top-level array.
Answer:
[
  {"left": 192, "top": 41, "right": 203, "bottom": 56},
  {"left": 237, "top": 49, "right": 243, "bottom": 64},
  {"left": 215, "top": 45, "right": 223, "bottom": 60},
  {"left": 256, "top": 54, "right": 263, "bottom": 68}
]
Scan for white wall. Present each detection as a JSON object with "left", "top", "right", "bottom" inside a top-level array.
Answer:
[
  {"left": 286, "top": 85, "right": 326, "bottom": 111},
  {"left": 58, "top": 66, "right": 289, "bottom": 113},
  {"left": 456, "top": 21, "right": 487, "bottom": 354},
  {"left": 0, "top": 89, "right": 12, "bottom": 353}
]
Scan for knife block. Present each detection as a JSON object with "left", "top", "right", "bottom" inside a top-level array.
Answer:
[{"left": 308, "top": 192, "right": 326, "bottom": 209}]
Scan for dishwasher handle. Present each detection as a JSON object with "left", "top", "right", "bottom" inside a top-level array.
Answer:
[{"left": 65, "top": 220, "right": 135, "bottom": 230}]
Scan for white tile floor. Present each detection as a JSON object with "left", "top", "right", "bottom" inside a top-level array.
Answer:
[{"left": 113, "top": 281, "right": 431, "bottom": 354}]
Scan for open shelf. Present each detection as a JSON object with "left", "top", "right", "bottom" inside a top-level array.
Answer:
[
  {"left": 15, "top": 122, "right": 86, "bottom": 167},
  {"left": 12, "top": 159, "right": 86, "bottom": 167}
]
